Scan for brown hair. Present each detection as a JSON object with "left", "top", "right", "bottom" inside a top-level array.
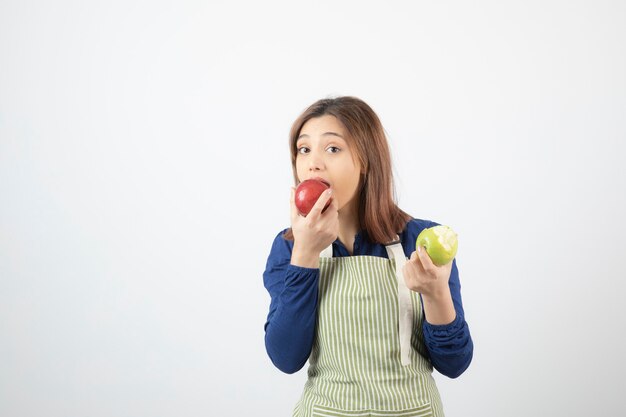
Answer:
[{"left": 283, "top": 96, "right": 412, "bottom": 244}]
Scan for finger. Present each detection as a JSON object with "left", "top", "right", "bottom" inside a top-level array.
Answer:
[
  {"left": 325, "top": 190, "right": 339, "bottom": 212},
  {"left": 307, "top": 188, "right": 333, "bottom": 219},
  {"left": 406, "top": 251, "right": 419, "bottom": 267},
  {"left": 408, "top": 251, "right": 425, "bottom": 274},
  {"left": 416, "top": 245, "right": 435, "bottom": 271}
]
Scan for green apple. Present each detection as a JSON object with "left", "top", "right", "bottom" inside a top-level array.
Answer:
[{"left": 416, "top": 225, "right": 458, "bottom": 266}]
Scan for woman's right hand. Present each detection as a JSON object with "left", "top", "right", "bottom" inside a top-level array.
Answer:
[{"left": 289, "top": 186, "right": 339, "bottom": 268}]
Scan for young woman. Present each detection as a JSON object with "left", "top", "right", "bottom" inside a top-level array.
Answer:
[{"left": 263, "top": 96, "right": 473, "bottom": 417}]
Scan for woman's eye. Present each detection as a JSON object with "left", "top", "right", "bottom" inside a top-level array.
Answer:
[
  {"left": 327, "top": 146, "right": 341, "bottom": 153},
  {"left": 297, "top": 147, "right": 310, "bottom": 154}
]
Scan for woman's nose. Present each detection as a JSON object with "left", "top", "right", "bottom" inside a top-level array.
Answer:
[{"left": 308, "top": 151, "right": 324, "bottom": 171}]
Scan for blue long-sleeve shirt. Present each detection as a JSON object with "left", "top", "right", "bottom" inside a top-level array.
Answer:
[{"left": 263, "top": 217, "right": 473, "bottom": 378}]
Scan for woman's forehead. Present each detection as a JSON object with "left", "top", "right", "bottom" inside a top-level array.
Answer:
[{"left": 299, "top": 115, "right": 346, "bottom": 137}]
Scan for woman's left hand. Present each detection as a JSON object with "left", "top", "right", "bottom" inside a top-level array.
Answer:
[{"left": 402, "top": 245, "right": 453, "bottom": 297}]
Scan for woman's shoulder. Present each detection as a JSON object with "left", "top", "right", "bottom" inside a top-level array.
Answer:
[
  {"left": 397, "top": 217, "right": 441, "bottom": 257},
  {"left": 401, "top": 217, "right": 441, "bottom": 241},
  {"left": 262, "top": 227, "right": 296, "bottom": 271},
  {"left": 268, "top": 227, "right": 295, "bottom": 255}
]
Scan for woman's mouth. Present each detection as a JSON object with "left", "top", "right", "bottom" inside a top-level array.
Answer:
[{"left": 313, "top": 177, "right": 331, "bottom": 188}]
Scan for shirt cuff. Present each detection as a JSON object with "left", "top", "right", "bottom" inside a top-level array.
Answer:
[
  {"left": 286, "top": 263, "right": 319, "bottom": 273},
  {"left": 423, "top": 313, "right": 464, "bottom": 336},
  {"left": 284, "top": 263, "right": 319, "bottom": 287}
]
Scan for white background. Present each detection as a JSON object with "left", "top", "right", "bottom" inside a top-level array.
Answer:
[{"left": 1, "top": 1, "right": 625, "bottom": 416}]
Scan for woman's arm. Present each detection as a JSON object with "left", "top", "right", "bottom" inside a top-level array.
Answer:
[
  {"left": 421, "top": 258, "right": 474, "bottom": 378},
  {"left": 263, "top": 230, "right": 319, "bottom": 374},
  {"left": 402, "top": 219, "right": 474, "bottom": 378}
]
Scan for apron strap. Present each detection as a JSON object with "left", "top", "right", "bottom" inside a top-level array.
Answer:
[{"left": 385, "top": 237, "right": 413, "bottom": 367}]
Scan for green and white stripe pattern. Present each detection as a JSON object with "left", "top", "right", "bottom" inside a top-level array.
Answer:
[{"left": 293, "top": 256, "right": 444, "bottom": 417}]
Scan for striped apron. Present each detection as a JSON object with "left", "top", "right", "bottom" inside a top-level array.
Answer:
[{"left": 292, "top": 242, "right": 445, "bottom": 417}]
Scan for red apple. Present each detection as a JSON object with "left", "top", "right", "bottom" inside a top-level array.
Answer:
[{"left": 295, "top": 179, "right": 331, "bottom": 216}]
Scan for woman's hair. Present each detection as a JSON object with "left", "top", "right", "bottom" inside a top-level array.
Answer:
[{"left": 284, "top": 96, "right": 412, "bottom": 244}]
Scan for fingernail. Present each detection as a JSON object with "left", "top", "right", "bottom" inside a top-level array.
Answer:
[
  {"left": 417, "top": 246, "right": 421, "bottom": 253},
  {"left": 326, "top": 189, "right": 332, "bottom": 195}
]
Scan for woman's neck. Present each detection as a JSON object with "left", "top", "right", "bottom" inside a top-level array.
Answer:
[{"left": 337, "top": 199, "right": 360, "bottom": 255}]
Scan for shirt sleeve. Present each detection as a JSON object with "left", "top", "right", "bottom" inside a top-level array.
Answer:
[
  {"left": 422, "top": 258, "right": 474, "bottom": 378},
  {"left": 404, "top": 219, "right": 474, "bottom": 378},
  {"left": 262, "top": 229, "right": 319, "bottom": 374}
]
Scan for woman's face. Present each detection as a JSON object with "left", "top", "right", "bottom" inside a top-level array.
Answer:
[{"left": 295, "top": 115, "right": 363, "bottom": 213}]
